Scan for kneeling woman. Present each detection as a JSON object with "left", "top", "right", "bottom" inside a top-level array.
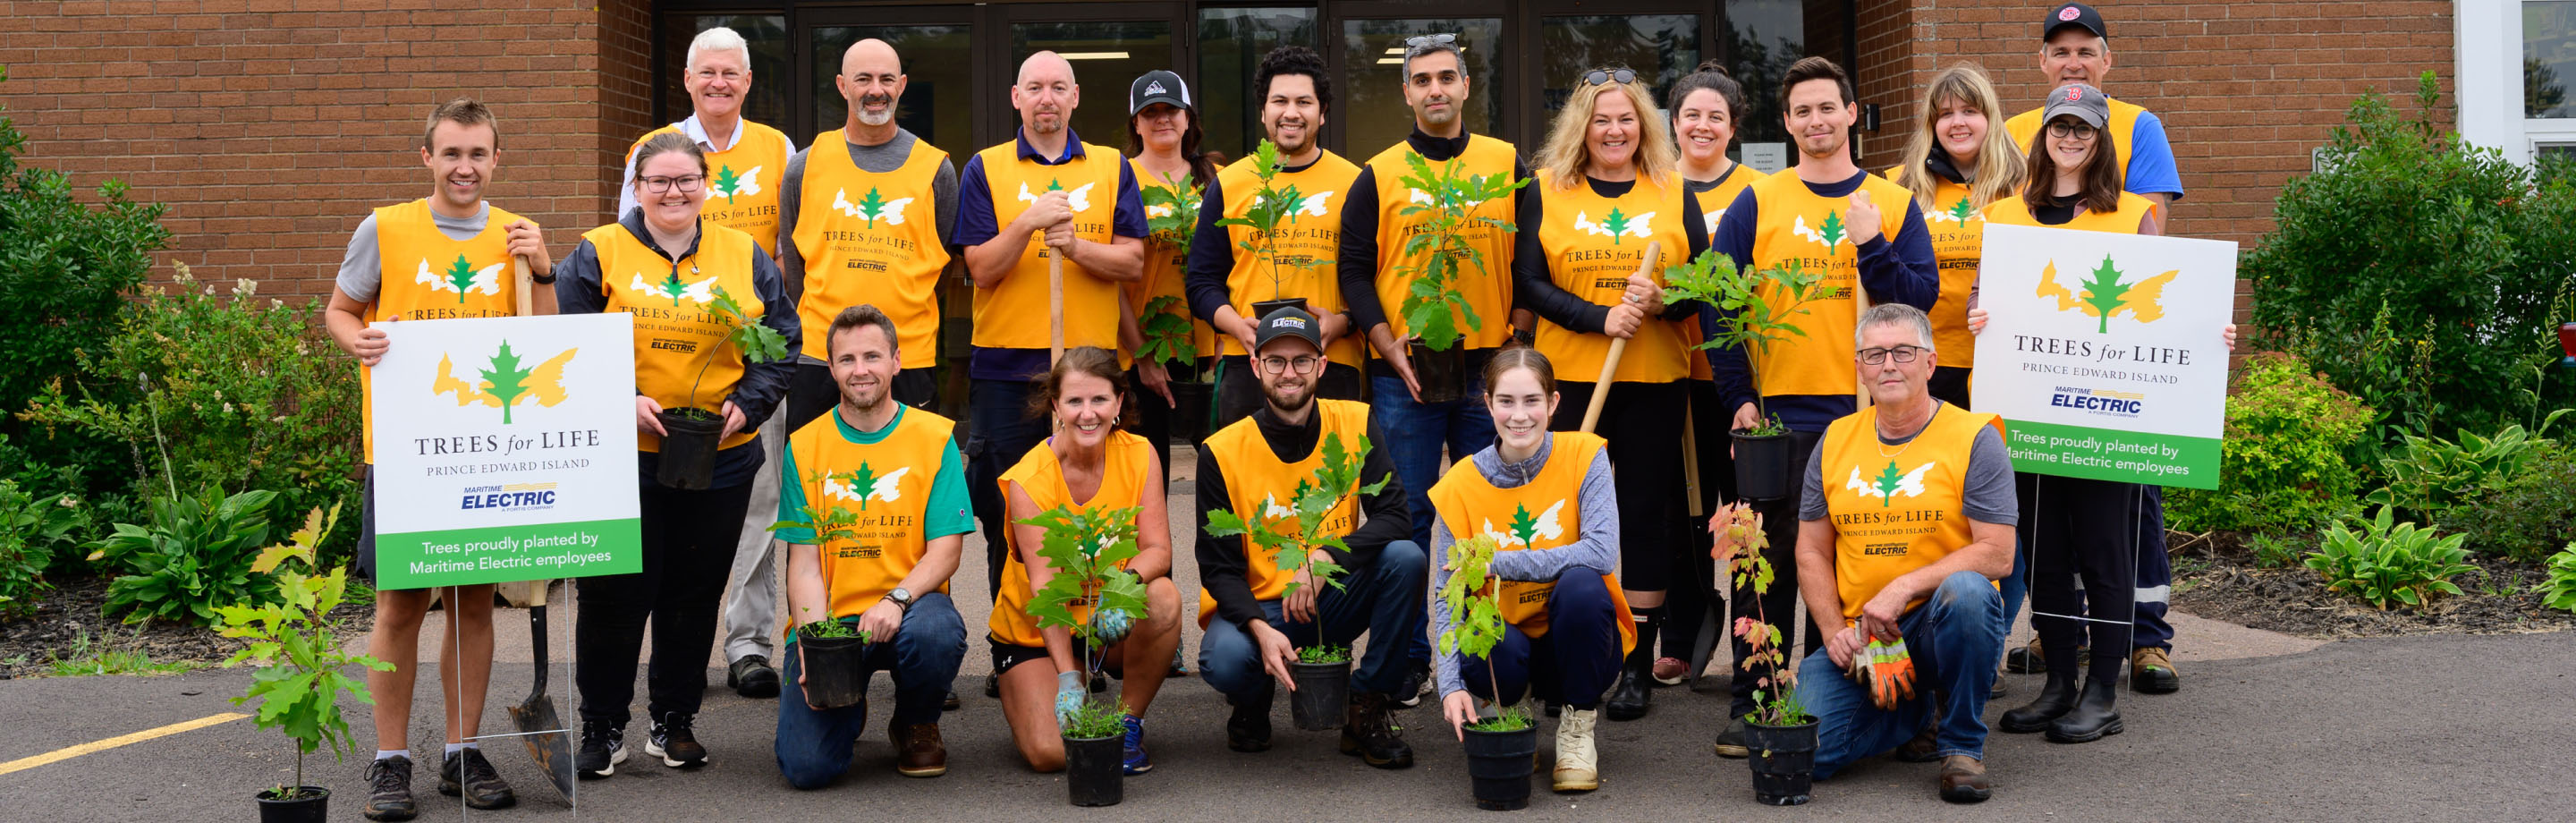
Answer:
[
  {"left": 991, "top": 347, "right": 1184, "bottom": 775},
  {"left": 1428, "top": 348, "right": 1635, "bottom": 793}
]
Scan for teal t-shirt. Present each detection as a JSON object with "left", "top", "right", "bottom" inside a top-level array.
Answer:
[{"left": 775, "top": 403, "right": 975, "bottom": 545}]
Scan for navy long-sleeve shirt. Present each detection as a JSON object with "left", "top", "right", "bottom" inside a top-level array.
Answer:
[
  {"left": 1510, "top": 176, "right": 1712, "bottom": 335},
  {"left": 1702, "top": 170, "right": 1938, "bottom": 432},
  {"left": 1334, "top": 130, "right": 1532, "bottom": 338}
]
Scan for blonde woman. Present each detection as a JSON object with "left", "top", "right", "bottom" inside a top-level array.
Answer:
[
  {"left": 1885, "top": 63, "right": 2024, "bottom": 409},
  {"left": 1509, "top": 66, "right": 1708, "bottom": 722}
]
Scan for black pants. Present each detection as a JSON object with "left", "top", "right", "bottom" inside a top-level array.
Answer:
[
  {"left": 1211, "top": 355, "right": 1364, "bottom": 432},
  {"left": 1662, "top": 379, "right": 1733, "bottom": 661},
  {"left": 2021, "top": 473, "right": 2143, "bottom": 673},
  {"left": 967, "top": 378, "right": 1052, "bottom": 598},
  {"left": 1127, "top": 365, "right": 1178, "bottom": 477},
  {"left": 575, "top": 478, "right": 753, "bottom": 727},
  {"left": 1549, "top": 379, "right": 1687, "bottom": 593},
  {"left": 1731, "top": 427, "right": 1827, "bottom": 717},
  {"left": 786, "top": 363, "right": 936, "bottom": 432}
]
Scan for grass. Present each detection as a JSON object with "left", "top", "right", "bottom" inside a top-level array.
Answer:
[{"left": 38, "top": 629, "right": 201, "bottom": 677}]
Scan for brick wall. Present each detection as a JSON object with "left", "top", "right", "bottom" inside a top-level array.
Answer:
[{"left": 0, "top": 0, "right": 638, "bottom": 301}]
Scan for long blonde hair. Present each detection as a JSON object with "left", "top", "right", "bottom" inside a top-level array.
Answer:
[
  {"left": 1535, "top": 71, "right": 1677, "bottom": 190},
  {"left": 1894, "top": 64, "right": 2025, "bottom": 212}
]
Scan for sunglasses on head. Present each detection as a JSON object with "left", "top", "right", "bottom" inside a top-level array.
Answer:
[
  {"left": 1403, "top": 33, "right": 1456, "bottom": 49},
  {"left": 1580, "top": 68, "right": 1638, "bottom": 87}
]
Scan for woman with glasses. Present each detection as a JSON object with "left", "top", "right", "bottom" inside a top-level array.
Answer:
[
  {"left": 553, "top": 131, "right": 800, "bottom": 775},
  {"left": 1509, "top": 66, "right": 1708, "bottom": 724}
]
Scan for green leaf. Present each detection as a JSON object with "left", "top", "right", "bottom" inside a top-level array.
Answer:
[
  {"left": 2079, "top": 256, "right": 2135, "bottom": 335},
  {"left": 443, "top": 254, "right": 477, "bottom": 303},
  {"left": 715, "top": 165, "right": 743, "bottom": 204},
  {"left": 478, "top": 341, "right": 533, "bottom": 425}
]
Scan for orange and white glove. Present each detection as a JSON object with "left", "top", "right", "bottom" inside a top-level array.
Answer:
[{"left": 1846, "top": 631, "right": 1918, "bottom": 711}]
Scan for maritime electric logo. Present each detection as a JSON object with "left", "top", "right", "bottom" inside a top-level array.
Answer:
[
  {"left": 459, "top": 482, "right": 560, "bottom": 512},
  {"left": 2048, "top": 386, "right": 2147, "bottom": 418},
  {"left": 2036, "top": 255, "right": 2177, "bottom": 334},
  {"left": 431, "top": 340, "right": 579, "bottom": 424}
]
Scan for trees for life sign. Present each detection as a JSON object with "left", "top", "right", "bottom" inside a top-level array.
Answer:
[
  {"left": 369, "top": 313, "right": 642, "bottom": 587},
  {"left": 1970, "top": 223, "right": 2236, "bottom": 489}
]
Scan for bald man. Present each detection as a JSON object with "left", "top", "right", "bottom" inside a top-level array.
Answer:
[
  {"left": 951, "top": 50, "right": 1148, "bottom": 624},
  {"left": 728, "top": 38, "right": 964, "bottom": 702}
]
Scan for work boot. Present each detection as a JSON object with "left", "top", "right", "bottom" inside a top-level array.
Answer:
[
  {"left": 2047, "top": 671, "right": 2124, "bottom": 743},
  {"left": 575, "top": 721, "right": 625, "bottom": 779},
  {"left": 1551, "top": 707, "right": 1600, "bottom": 793},
  {"left": 1604, "top": 666, "right": 1650, "bottom": 721},
  {"left": 1338, "top": 691, "right": 1414, "bottom": 769},
  {"left": 647, "top": 712, "right": 708, "bottom": 768},
  {"left": 1894, "top": 725, "right": 1943, "bottom": 762},
  {"left": 1226, "top": 683, "right": 1275, "bottom": 752},
  {"left": 1713, "top": 717, "right": 1750, "bottom": 758},
  {"left": 2131, "top": 646, "right": 2181, "bottom": 694},
  {"left": 1938, "top": 754, "right": 1993, "bottom": 802},
  {"left": 727, "top": 655, "right": 780, "bottom": 699},
  {"left": 437, "top": 748, "right": 517, "bottom": 810},
  {"left": 892, "top": 723, "right": 949, "bottom": 776},
  {"left": 2000, "top": 667, "right": 2079, "bottom": 734},
  {"left": 2004, "top": 636, "right": 2046, "bottom": 674},
  {"left": 361, "top": 755, "right": 417, "bottom": 821}
]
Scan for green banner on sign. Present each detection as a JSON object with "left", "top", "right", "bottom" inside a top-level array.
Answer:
[
  {"left": 375, "top": 517, "right": 641, "bottom": 590},
  {"left": 1999, "top": 420, "right": 2220, "bottom": 489}
]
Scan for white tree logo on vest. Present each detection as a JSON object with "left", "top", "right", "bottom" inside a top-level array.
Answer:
[
  {"left": 1575, "top": 209, "right": 1656, "bottom": 241},
  {"left": 1479, "top": 498, "right": 1565, "bottom": 547},
  {"left": 631, "top": 271, "right": 717, "bottom": 306},
  {"left": 417, "top": 256, "right": 505, "bottom": 298},
  {"left": 1294, "top": 191, "right": 1335, "bottom": 217},
  {"left": 712, "top": 165, "right": 765, "bottom": 200},
  {"left": 825, "top": 464, "right": 912, "bottom": 507},
  {"left": 832, "top": 187, "right": 916, "bottom": 225},
  {"left": 1019, "top": 181, "right": 1097, "bottom": 213},
  {"left": 1845, "top": 461, "right": 1935, "bottom": 505}
]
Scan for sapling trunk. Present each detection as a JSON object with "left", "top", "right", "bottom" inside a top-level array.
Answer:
[{"left": 1483, "top": 578, "right": 1503, "bottom": 717}]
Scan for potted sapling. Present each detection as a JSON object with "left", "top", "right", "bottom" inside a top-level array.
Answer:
[
  {"left": 657, "top": 286, "right": 791, "bottom": 490},
  {"left": 1140, "top": 168, "right": 1214, "bottom": 440},
  {"left": 1661, "top": 250, "right": 1825, "bottom": 501},
  {"left": 1711, "top": 503, "right": 1818, "bottom": 805},
  {"left": 1205, "top": 430, "right": 1390, "bottom": 730},
  {"left": 1216, "top": 140, "right": 1321, "bottom": 324},
  {"left": 1436, "top": 533, "right": 1536, "bottom": 811},
  {"left": 1018, "top": 502, "right": 1149, "bottom": 807},
  {"left": 1393, "top": 153, "right": 1530, "bottom": 403},
  {"left": 211, "top": 505, "right": 393, "bottom": 823},
  {"left": 770, "top": 476, "right": 871, "bottom": 708}
]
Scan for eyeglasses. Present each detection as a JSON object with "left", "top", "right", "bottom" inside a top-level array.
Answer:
[
  {"left": 1403, "top": 33, "right": 1456, "bottom": 49},
  {"left": 2046, "top": 121, "right": 2098, "bottom": 140},
  {"left": 640, "top": 174, "right": 707, "bottom": 193},
  {"left": 1857, "top": 344, "right": 1928, "bottom": 365},
  {"left": 1258, "top": 354, "right": 1322, "bottom": 375},
  {"left": 1580, "top": 68, "right": 1638, "bottom": 87}
]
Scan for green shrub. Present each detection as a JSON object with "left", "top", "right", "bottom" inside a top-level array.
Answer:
[
  {"left": 2448, "top": 442, "right": 2576, "bottom": 562},
  {"left": 2246, "top": 71, "right": 2576, "bottom": 444},
  {"left": 2304, "top": 506, "right": 2477, "bottom": 611},
  {"left": 2538, "top": 544, "right": 2576, "bottom": 613},
  {"left": 87, "top": 487, "right": 281, "bottom": 625},
  {"left": 2367, "top": 410, "right": 2564, "bottom": 525},
  {"left": 0, "top": 478, "right": 81, "bottom": 618},
  {"left": 2168, "top": 352, "right": 2373, "bottom": 536}
]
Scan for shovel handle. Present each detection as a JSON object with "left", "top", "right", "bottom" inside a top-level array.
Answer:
[
  {"left": 513, "top": 255, "right": 535, "bottom": 318},
  {"left": 1048, "top": 254, "right": 1065, "bottom": 366},
  {"left": 1580, "top": 242, "right": 1661, "bottom": 433}
]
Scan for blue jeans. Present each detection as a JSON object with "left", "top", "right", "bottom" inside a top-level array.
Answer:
[
  {"left": 1797, "top": 571, "right": 2004, "bottom": 778},
  {"left": 1371, "top": 374, "right": 1492, "bottom": 666},
  {"left": 1200, "top": 540, "right": 1427, "bottom": 700},
  {"left": 2000, "top": 534, "right": 2029, "bottom": 633},
  {"left": 1455, "top": 571, "right": 1623, "bottom": 708},
  {"left": 775, "top": 592, "right": 966, "bottom": 790}
]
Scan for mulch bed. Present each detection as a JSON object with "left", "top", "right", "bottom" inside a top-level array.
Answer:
[
  {"left": 0, "top": 572, "right": 370, "bottom": 680},
  {"left": 2168, "top": 530, "right": 2576, "bottom": 639}
]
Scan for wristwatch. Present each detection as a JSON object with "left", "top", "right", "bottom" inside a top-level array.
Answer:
[
  {"left": 886, "top": 587, "right": 916, "bottom": 614},
  {"left": 1510, "top": 327, "right": 1536, "bottom": 346}
]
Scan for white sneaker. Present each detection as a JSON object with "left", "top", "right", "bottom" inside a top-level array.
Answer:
[{"left": 1552, "top": 708, "right": 1600, "bottom": 792}]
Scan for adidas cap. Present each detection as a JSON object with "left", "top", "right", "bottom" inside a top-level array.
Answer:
[{"left": 1129, "top": 70, "right": 1191, "bottom": 115}]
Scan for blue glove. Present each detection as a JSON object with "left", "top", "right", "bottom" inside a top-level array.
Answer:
[
  {"left": 1055, "top": 670, "right": 1086, "bottom": 720},
  {"left": 1090, "top": 609, "right": 1132, "bottom": 644}
]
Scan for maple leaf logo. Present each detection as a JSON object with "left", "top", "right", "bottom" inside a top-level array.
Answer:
[
  {"left": 834, "top": 186, "right": 913, "bottom": 228},
  {"left": 416, "top": 255, "right": 505, "bottom": 303},
  {"left": 713, "top": 165, "right": 741, "bottom": 203},
  {"left": 1479, "top": 500, "right": 1565, "bottom": 548},
  {"left": 1792, "top": 211, "right": 1849, "bottom": 252},
  {"left": 1925, "top": 197, "right": 1981, "bottom": 225},
  {"left": 1844, "top": 461, "right": 1933, "bottom": 505},
  {"left": 1577, "top": 208, "right": 1655, "bottom": 243},
  {"left": 629, "top": 271, "right": 716, "bottom": 306},
  {"left": 1016, "top": 179, "right": 1096, "bottom": 212},
  {"left": 1292, "top": 190, "right": 1335, "bottom": 220},
  {"left": 428, "top": 340, "right": 577, "bottom": 424},
  {"left": 822, "top": 462, "right": 911, "bottom": 511},
  {"left": 2035, "top": 256, "right": 2180, "bottom": 334}
]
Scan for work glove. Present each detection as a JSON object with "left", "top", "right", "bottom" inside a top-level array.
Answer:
[
  {"left": 1090, "top": 608, "right": 1132, "bottom": 644},
  {"left": 1056, "top": 670, "right": 1087, "bottom": 721},
  {"left": 1847, "top": 632, "right": 1919, "bottom": 711}
]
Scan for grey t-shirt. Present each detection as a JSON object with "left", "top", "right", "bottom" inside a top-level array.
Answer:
[
  {"left": 778, "top": 128, "right": 962, "bottom": 366},
  {"left": 333, "top": 202, "right": 490, "bottom": 303},
  {"left": 1800, "top": 403, "right": 2018, "bottom": 526}
]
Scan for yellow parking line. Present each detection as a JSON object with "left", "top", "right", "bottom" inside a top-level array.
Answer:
[{"left": 0, "top": 712, "right": 249, "bottom": 776}]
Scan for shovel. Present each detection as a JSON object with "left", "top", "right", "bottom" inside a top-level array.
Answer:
[
  {"left": 508, "top": 581, "right": 575, "bottom": 800},
  {"left": 1579, "top": 242, "right": 1661, "bottom": 433}
]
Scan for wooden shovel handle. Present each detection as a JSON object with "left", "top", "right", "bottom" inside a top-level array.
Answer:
[
  {"left": 1579, "top": 242, "right": 1662, "bottom": 433},
  {"left": 513, "top": 255, "right": 535, "bottom": 318},
  {"left": 1048, "top": 254, "right": 1065, "bottom": 366}
]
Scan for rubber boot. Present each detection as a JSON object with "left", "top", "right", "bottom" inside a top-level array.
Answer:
[
  {"left": 1999, "top": 666, "right": 2078, "bottom": 734},
  {"left": 2046, "top": 666, "right": 2124, "bottom": 743}
]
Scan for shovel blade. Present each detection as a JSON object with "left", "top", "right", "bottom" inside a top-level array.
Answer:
[{"left": 509, "top": 697, "right": 576, "bottom": 800}]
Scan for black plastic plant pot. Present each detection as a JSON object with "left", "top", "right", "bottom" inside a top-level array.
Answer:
[
  {"left": 654, "top": 409, "right": 724, "bottom": 490},
  {"left": 1286, "top": 658, "right": 1351, "bottom": 731},
  {"left": 1063, "top": 732, "right": 1124, "bottom": 807},
  {"left": 1731, "top": 428, "right": 1799, "bottom": 502},
  {"left": 1170, "top": 379, "right": 1215, "bottom": 443},
  {"left": 1461, "top": 725, "right": 1538, "bottom": 810},
  {"left": 1409, "top": 340, "right": 1468, "bottom": 404},
  {"left": 255, "top": 786, "right": 328, "bottom": 823},
  {"left": 1744, "top": 718, "right": 1819, "bottom": 806},
  {"left": 795, "top": 633, "right": 869, "bottom": 711},
  {"left": 1250, "top": 298, "right": 1306, "bottom": 323}
]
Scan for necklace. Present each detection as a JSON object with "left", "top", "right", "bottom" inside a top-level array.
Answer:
[{"left": 1873, "top": 405, "right": 1936, "bottom": 458}]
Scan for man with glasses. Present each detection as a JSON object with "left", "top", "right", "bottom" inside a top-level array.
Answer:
[
  {"left": 1704, "top": 55, "right": 1939, "bottom": 759},
  {"left": 1999, "top": 3, "right": 2187, "bottom": 695},
  {"left": 619, "top": 25, "right": 807, "bottom": 702},
  {"left": 1188, "top": 45, "right": 1367, "bottom": 428},
  {"left": 1335, "top": 32, "right": 1531, "bottom": 704},
  {"left": 1194, "top": 306, "right": 1423, "bottom": 769}
]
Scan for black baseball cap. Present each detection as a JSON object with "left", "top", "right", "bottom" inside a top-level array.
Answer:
[
  {"left": 1129, "top": 70, "right": 1191, "bottom": 115},
  {"left": 2043, "top": 3, "right": 2106, "bottom": 40},
  {"left": 1252, "top": 305, "right": 1323, "bottom": 355}
]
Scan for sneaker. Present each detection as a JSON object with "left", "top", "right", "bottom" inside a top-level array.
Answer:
[
  {"left": 985, "top": 671, "right": 1001, "bottom": 699},
  {"left": 1168, "top": 647, "right": 1189, "bottom": 676},
  {"left": 892, "top": 723, "right": 948, "bottom": 777},
  {"left": 945, "top": 689, "right": 962, "bottom": 711},
  {"left": 361, "top": 755, "right": 417, "bottom": 821},
  {"left": 576, "top": 721, "right": 626, "bottom": 779},
  {"left": 1552, "top": 708, "right": 1600, "bottom": 793},
  {"left": 1713, "top": 717, "right": 1750, "bottom": 759},
  {"left": 1120, "top": 715, "right": 1152, "bottom": 775},
  {"left": 436, "top": 748, "right": 516, "bottom": 810},
  {"left": 1337, "top": 691, "right": 1414, "bottom": 769},
  {"left": 647, "top": 712, "right": 708, "bottom": 768},
  {"left": 2131, "top": 646, "right": 2181, "bottom": 694},
  {"left": 728, "top": 655, "right": 781, "bottom": 699},
  {"left": 1651, "top": 657, "right": 1690, "bottom": 686},
  {"left": 1392, "top": 661, "right": 1430, "bottom": 709},
  {"left": 1226, "top": 684, "right": 1275, "bottom": 752}
]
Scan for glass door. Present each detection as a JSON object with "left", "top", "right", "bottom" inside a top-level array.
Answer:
[
  {"left": 1326, "top": 2, "right": 1510, "bottom": 156},
  {"left": 997, "top": 3, "right": 1188, "bottom": 156}
]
